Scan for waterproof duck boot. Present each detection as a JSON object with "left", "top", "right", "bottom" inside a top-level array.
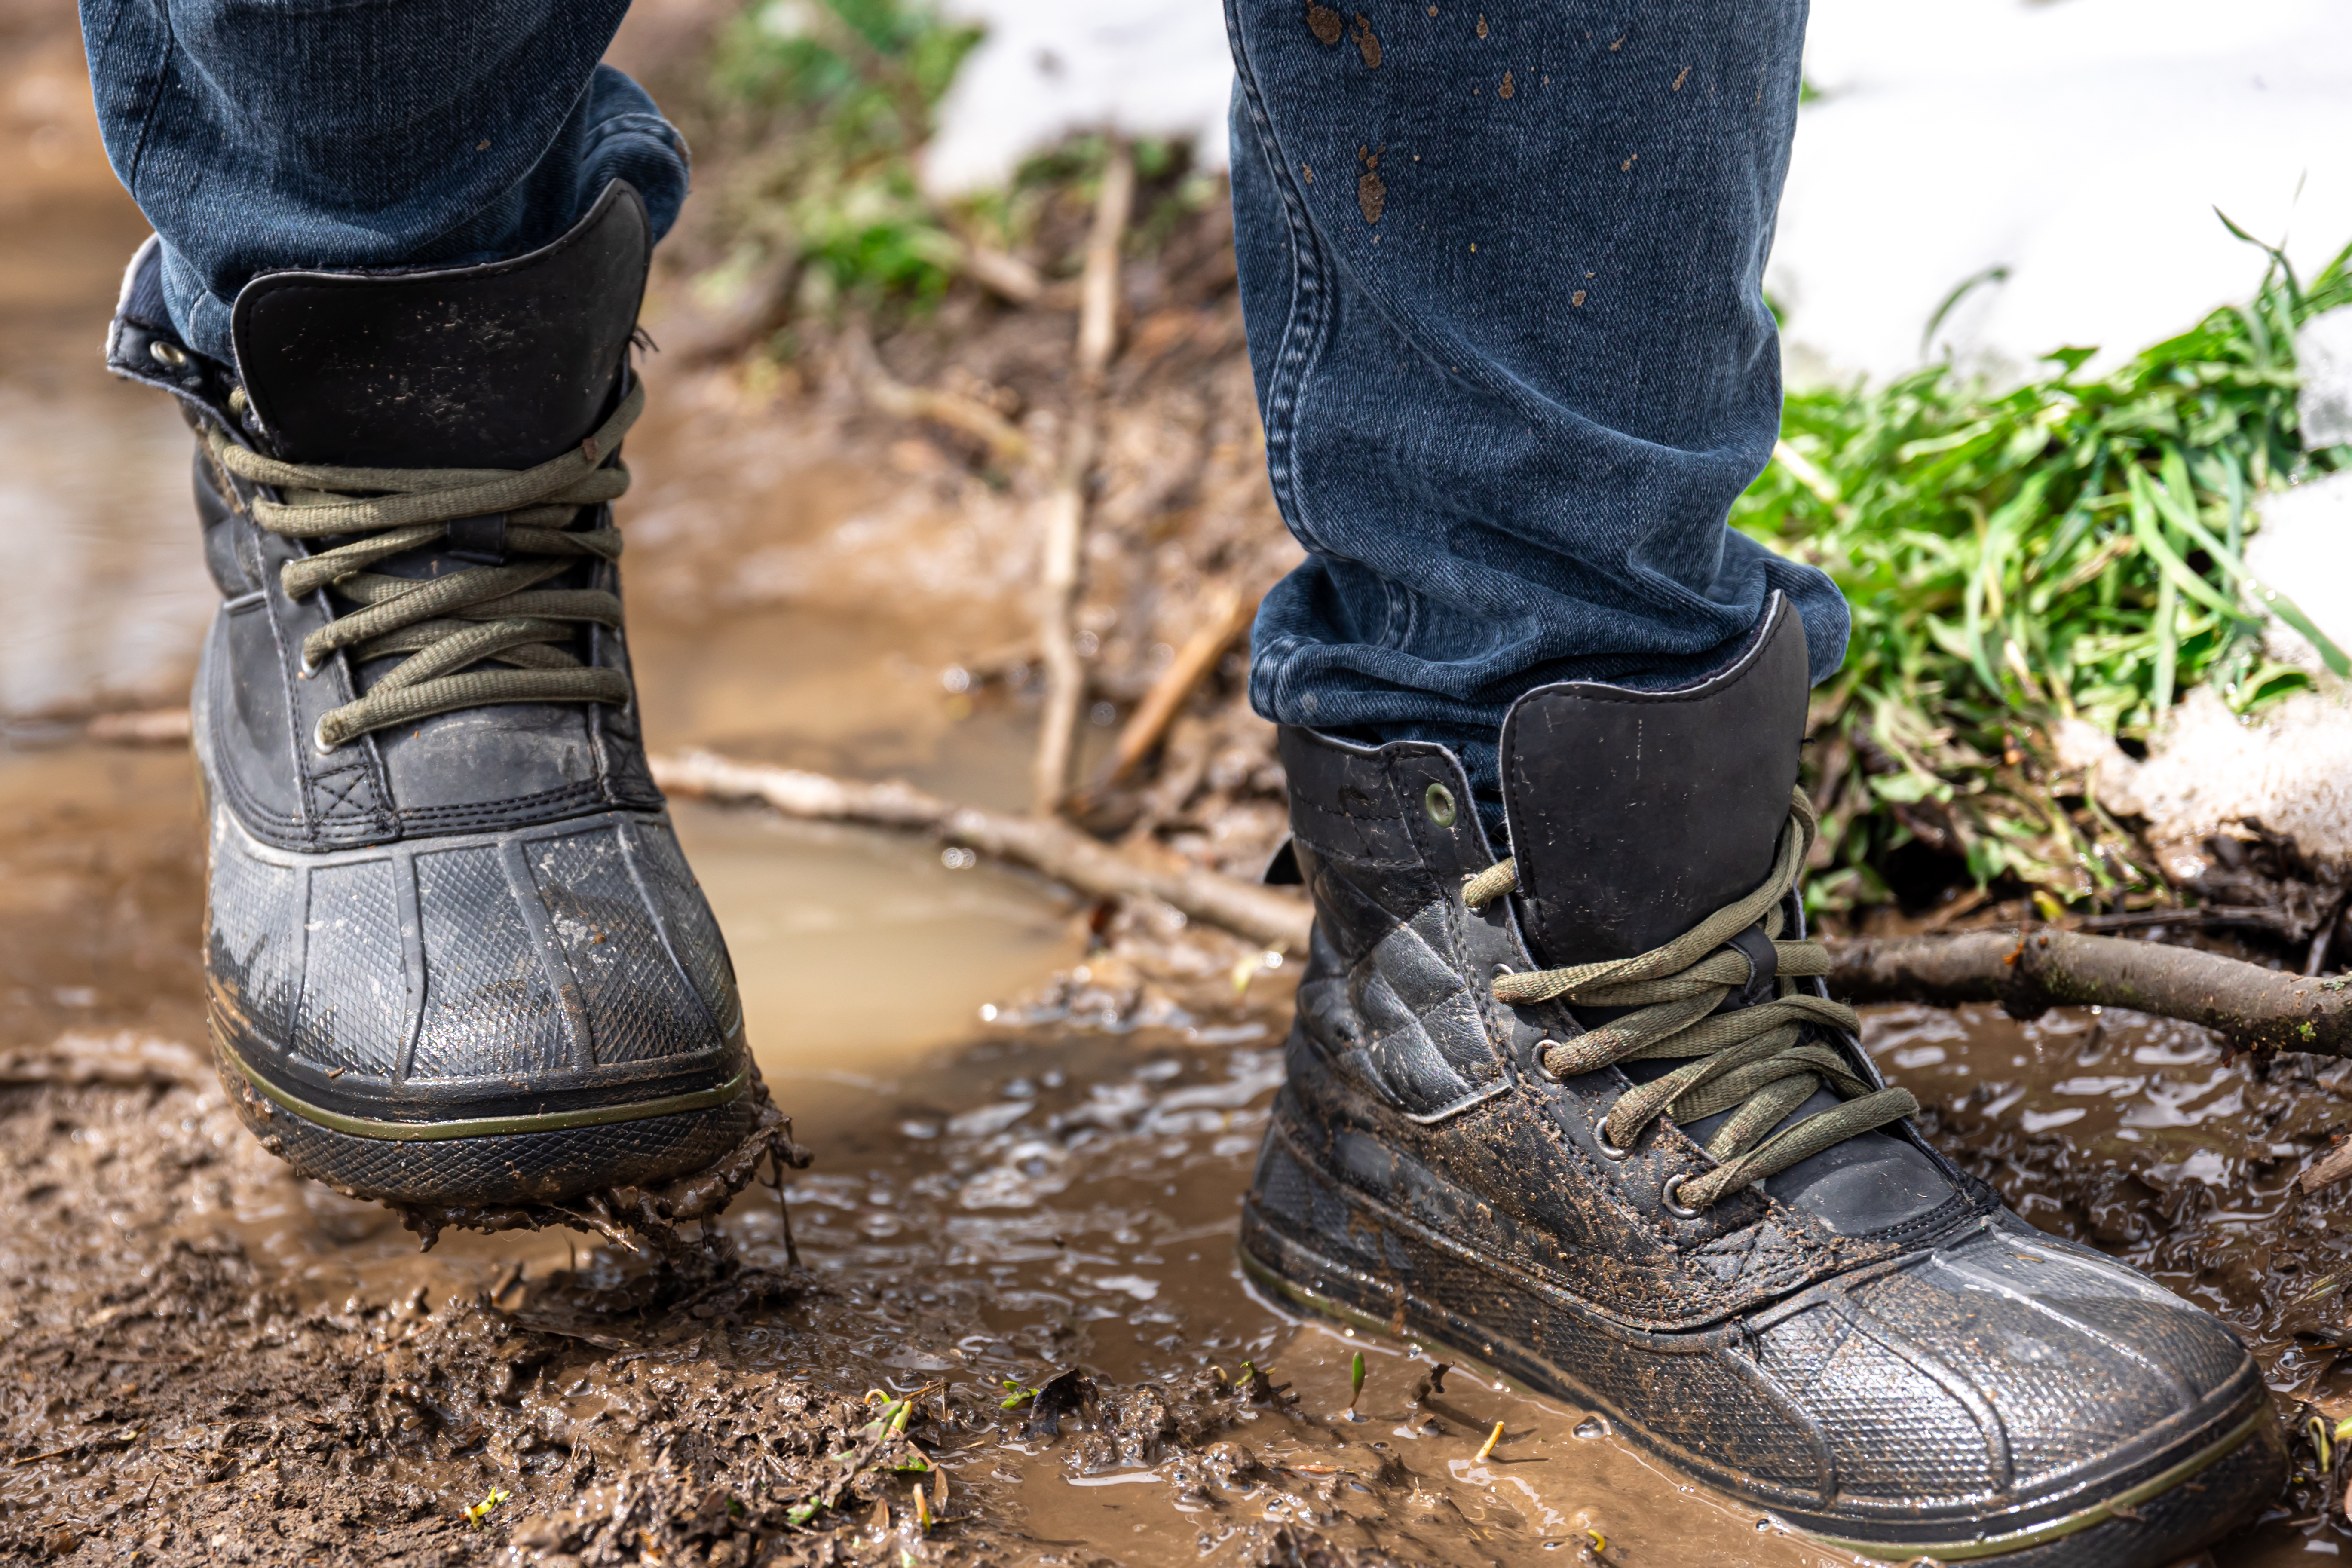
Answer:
[
  {"left": 107, "top": 182, "right": 759, "bottom": 1207},
  {"left": 1240, "top": 595, "right": 2283, "bottom": 1566}
]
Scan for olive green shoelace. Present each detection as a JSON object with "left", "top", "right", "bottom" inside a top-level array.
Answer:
[
  {"left": 206, "top": 382, "right": 646, "bottom": 750},
  {"left": 1463, "top": 787, "right": 1917, "bottom": 1211}
]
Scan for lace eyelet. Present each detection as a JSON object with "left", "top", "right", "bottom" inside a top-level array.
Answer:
[
  {"left": 312, "top": 716, "right": 339, "bottom": 756},
  {"left": 1661, "top": 1176, "right": 1704, "bottom": 1220},
  {"left": 1594, "top": 1122, "right": 1633, "bottom": 1161},
  {"left": 1531, "top": 1038, "right": 1563, "bottom": 1083}
]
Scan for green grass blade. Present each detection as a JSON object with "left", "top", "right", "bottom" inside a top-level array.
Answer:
[
  {"left": 2141, "top": 459, "right": 2351, "bottom": 675},
  {"left": 2153, "top": 571, "right": 2180, "bottom": 717},
  {"left": 2125, "top": 467, "right": 2262, "bottom": 628}
]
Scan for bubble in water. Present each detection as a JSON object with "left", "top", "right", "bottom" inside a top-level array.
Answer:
[{"left": 1573, "top": 1416, "right": 1609, "bottom": 1439}]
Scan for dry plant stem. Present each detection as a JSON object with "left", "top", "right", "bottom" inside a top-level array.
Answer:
[
  {"left": 2300, "top": 1140, "right": 2352, "bottom": 1195},
  {"left": 839, "top": 319, "right": 1031, "bottom": 465},
  {"left": 1032, "top": 140, "right": 1136, "bottom": 817},
  {"left": 1830, "top": 926, "right": 2352, "bottom": 1055},
  {"left": 652, "top": 748, "right": 1311, "bottom": 951},
  {"left": 956, "top": 239, "right": 1044, "bottom": 305},
  {"left": 1094, "top": 584, "right": 1258, "bottom": 793}
]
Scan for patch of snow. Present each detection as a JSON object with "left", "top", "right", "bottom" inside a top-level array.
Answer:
[
  {"left": 2059, "top": 685, "right": 2352, "bottom": 868},
  {"left": 1775, "top": 0, "right": 2352, "bottom": 383},
  {"left": 2298, "top": 308, "right": 2352, "bottom": 449},
  {"left": 2245, "top": 469, "right": 2352, "bottom": 673},
  {"left": 920, "top": 0, "right": 1233, "bottom": 195}
]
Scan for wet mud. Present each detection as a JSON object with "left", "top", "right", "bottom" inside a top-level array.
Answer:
[{"left": 1, "top": 734, "right": 2346, "bottom": 1567}]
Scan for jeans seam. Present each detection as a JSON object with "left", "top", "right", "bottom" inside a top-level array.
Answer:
[
  {"left": 1224, "top": 0, "right": 1334, "bottom": 559},
  {"left": 111, "top": 0, "right": 174, "bottom": 198}
]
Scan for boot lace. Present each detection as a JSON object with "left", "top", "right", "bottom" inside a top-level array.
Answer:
[
  {"left": 205, "top": 381, "right": 645, "bottom": 751},
  {"left": 1462, "top": 787, "right": 1917, "bottom": 1211}
]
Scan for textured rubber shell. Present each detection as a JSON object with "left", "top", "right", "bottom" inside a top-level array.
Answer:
[{"left": 1238, "top": 1117, "right": 2284, "bottom": 1568}]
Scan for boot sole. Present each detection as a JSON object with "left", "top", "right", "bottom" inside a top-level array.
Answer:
[
  {"left": 218, "top": 1023, "right": 760, "bottom": 1205},
  {"left": 1239, "top": 1123, "right": 2282, "bottom": 1566}
]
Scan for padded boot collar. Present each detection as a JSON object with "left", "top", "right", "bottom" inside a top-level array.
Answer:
[
  {"left": 1500, "top": 592, "right": 1809, "bottom": 966},
  {"left": 230, "top": 181, "right": 651, "bottom": 469}
]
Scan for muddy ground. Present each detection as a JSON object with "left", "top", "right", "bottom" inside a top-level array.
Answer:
[{"left": 9, "top": 0, "right": 2352, "bottom": 1563}]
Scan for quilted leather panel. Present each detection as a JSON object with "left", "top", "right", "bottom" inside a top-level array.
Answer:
[{"left": 1277, "top": 728, "right": 1507, "bottom": 1120}]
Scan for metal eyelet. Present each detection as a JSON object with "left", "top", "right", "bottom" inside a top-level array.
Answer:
[
  {"left": 148, "top": 339, "right": 189, "bottom": 369},
  {"left": 312, "top": 716, "right": 339, "bottom": 756},
  {"left": 1531, "top": 1039, "right": 1563, "bottom": 1083},
  {"left": 1661, "top": 1176, "right": 1704, "bottom": 1220},
  {"left": 1423, "top": 781, "right": 1457, "bottom": 827},
  {"left": 1594, "top": 1121, "right": 1633, "bottom": 1161}
]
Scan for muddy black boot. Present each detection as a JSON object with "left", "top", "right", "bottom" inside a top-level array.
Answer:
[
  {"left": 109, "top": 183, "right": 760, "bottom": 1207},
  {"left": 1242, "top": 595, "right": 2282, "bottom": 1566}
]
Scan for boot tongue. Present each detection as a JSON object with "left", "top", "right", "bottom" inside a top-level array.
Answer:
[
  {"left": 1498, "top": 595, "right": 1810, "bottom": 968},
  {"left": 227, "top": 181, "right": 650, "bottom": 470}
]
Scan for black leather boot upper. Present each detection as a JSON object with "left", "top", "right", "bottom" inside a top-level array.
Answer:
[
  {"left": 109, "top": 184, "right": 756, "bottom": 1206},
  {"left": 1244, "top": 595, "right": 2281, "bottom": 1563}
]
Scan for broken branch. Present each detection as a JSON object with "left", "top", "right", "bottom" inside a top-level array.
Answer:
[
  {"left": 1032, "top": 140, "right": 1136, "bottom": 817},
  {"left": 651, "top": 748, "right": 1311, "bottom": 952},
  {"left": 840, "top": 319, "right": 1031, "bottom": 466},
  {"left": 1829, "top": 926, "right": 2352, "bottom": 1055},
  {"left": 1091, "top": 584, "right": 1258, "bottom": 794}
]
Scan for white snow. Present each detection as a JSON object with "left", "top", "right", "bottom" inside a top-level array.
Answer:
[
  {"left": 1776, "top": 0, "right": 2352, "bottom": 383},
  {"left": 919, "top": 0, "right": 1234, "bottom": 195},
  {"left": 921, "top": 0, "right": 2352, "bottom": 385},
  {"left": 2245, "top": 469, "right": 2352, "bottom": 675},
  {"left": 2056, "top": 686, "right": 2352, "bottom": 872}
]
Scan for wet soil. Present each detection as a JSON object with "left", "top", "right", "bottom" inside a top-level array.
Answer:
[{"left": 7, "top": 754, "right": 2351, "bottom": 1568}]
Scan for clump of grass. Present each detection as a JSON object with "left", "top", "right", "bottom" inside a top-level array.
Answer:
[
  {"left": 1738, "top": 229, "right": 2352, "bottom": 917},
  {"left": 690, "top": 1, "right": 1220, "bottom": 326},
  {"left": 697, "top": 0, "right": 983, "bottom": 311}
]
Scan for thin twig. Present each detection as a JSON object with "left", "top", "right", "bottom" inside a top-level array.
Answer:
[
  {"left": 1032, "top": 141, "right": 1136, "bottom": 817},
  {"left": 839, "top": 319, "right": 1031, "bottom": 466},
  {"left": 650, "top": 748, "right": 1310, "bottom": 951},
  {"left": 955, "top": 239, "right": 1044, "bottom": 306},
  {"left": 1087, "top": 584, "right": 1257, "bottom": 797}
]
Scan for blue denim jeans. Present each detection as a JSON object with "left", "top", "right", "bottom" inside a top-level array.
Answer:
[
  {"left": 77, "top": 1, "right": 690, "bottom": 368},
  {"left": 79, "top": 0, "right": 1845, "bottom": 803},
  {"left": 1225, "top": 0, "right": 1846, "bottom": 802}
]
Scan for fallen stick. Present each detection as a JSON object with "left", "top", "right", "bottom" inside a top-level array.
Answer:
[
  {"left": 1089, "top": 583, "right": 1257, "bottom": 796},
  {"left": 839, "top": 320, "right": 1031, "bottom": 466},
  {"left": 1829, "top": 926, "right": 2352, "bottom": 1056},
  {"left": 1032, "top": 141, "right": 1136, "bottom": 816},
  {"left": 954, "top": 239, "right": 1046, "bottom": 306},
  {"left": 650, "top": 749, "right": 1311, "bottom": 952}
]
